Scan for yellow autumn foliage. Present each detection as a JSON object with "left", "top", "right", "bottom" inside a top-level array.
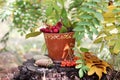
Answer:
[
  {"left": 82, "top": 52, "right": 112, "bottom": 80},
  {"left": 103, "top": 5, "right": 116, "bottom": 23}
]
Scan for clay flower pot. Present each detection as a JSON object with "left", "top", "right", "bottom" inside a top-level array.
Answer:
[{"left": 44, "top": 32, "right": 75, "bottom": 61}]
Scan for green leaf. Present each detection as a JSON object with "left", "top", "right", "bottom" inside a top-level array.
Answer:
[
  {"left": 92, "top": 0, "right": 101, "bottom": 2},
  {"left": 90, "top": 26, "right": 98, "bottom": 34},
  {"left": 73, "top": 26, "right": 85, "bottom": 32},
  {"left": 74, "top": 31, "right": 84, "bottom": 41},
  {"left": 81, "top": 66, "right": 89, "bottom": 73},
  {"left": 84, "top": 2, "right": 98, "bottom": 8},
  {"left": 74, "top": 31, "right": 79, "bottom": 40},
  {"left": 75, "top": 53, "right": 82, "bottom": 57},
  {"left": 61, "top": 7, "right": 70, "bottom": 27},
  {"left": 100, "top": 42, "right": 104, "bottom": 52},
  {"left": 80, "top": 6, "right": 96, "bottom": 13},
  {"left": 113, "top": 8, "right": 120, "bottom": 14},
  {"left": 46, "top": 5, "right": 53, "bottom": 17},
  {"left": 78, "top": 32, "right": 84, "bottom": 40},
  {"left": 77, "top": 40, "right": 81, "bottom": 47},
  {"left": 68, "top": 0, "right": 83, "bottom": 10},
  {"left": 92, "top": 18, "right": 100, "bottom": 26},
  {"left": 76, "top": 60, "right": 83, "bottom": 64},
  {"left": 26, "top": 31, "right": 41, "bottom": 39},
  {"left": 118, "top": 34, "right": 120, "bottom": 39},
  {"left": 77, "top": 21, "right": 92, "bottom": 26},
  {"left": 80, "top": 14, "right": 93, "bottom": 19},
  {"left": 79, "top": 69, "right": 84, "bottom": 78},
  {"left": 80, "top": 47, "right": 89, "bottom": 52},
  {"left": 94, "top": 12, "right": 104, "bottom": 21},
  {"left": 88, "top": 31, "right": 93, "bottom": 40},
  {"left": 41, "top": 43, "right": 47, "bottom": 53},
  {"left": 61, "top": 7, "right": 67, "bottom": 18},
  {"left": 59, "top": 26, "right": 67, "bottom": 33},
  {"left": 75, "top": 64, "right": 83, "bottom": 69},
  {"left": 57, "top": 0, "right": 64, "bottom": 7},
  {"left": 53, "top": 2, "right": 61, "bottom": 13}
]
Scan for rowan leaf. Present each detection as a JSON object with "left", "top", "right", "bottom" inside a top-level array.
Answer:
[
  {"left": 94, "top": 12, "right": 104, "bottom": 21},
  {"left": 59, "top": 26, "right": 67, "bottom": 33},
  {"left": 94, "top": 37, "right": 103, "bottom": 43},
  {"left": 104, "top": 34, "right": 117, "bottom": 41},
  {"left": 46, "top": 5, "right": 53, "bottom": 17},
  {"left": 113, "top": 40, "right": 120, "bottom": 54},
  {"left": 80, "top": 14, "right": 93, "bottom": 19},
  {"left": 79, "top": 69, "right": 84, "bottom": 78},
  {"left": 76, "top": 60, "right": 83, "bottom": 64},
  {"left": 103, "top": 5, "right": 116, "bottom": 23},
  {"left": 100, "top": 42, "right": 104, "bottom": 52},
  {"left": 75, "top": 53, "right": 80, "bottom": 57},
  {"left": 81, "top": 66, "right": 89, "bottom": 73},
  {"left": 107, "top": 40, "right": 115, "bottom": 47},
  {"left": 75, "top": 64, "right": 83, "bottom": 69},
  {"left": 73, "top": 26, "right": 85, "bottom": 32},
  {"left": 80, "top": 47, "right": 89, "bottom": 52}
]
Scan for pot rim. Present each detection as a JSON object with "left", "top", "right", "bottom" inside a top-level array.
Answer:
[{"left": 43, "top": 31, "right": 74, "bottom": 35}]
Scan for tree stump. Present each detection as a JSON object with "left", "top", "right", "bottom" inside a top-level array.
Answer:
[{"left": 13, "top": 59, "right": 120, "bottom": 80}]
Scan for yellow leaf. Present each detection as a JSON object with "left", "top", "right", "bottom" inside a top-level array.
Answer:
[
  {"left": 84, "top": 52, "right": 112, "bottom": 80},
  {"left": 87, "top": 66, "right": 95, "bottom": 76},
  {"left": 113, "top": 40, "right": 120, "bottom": 54},
  {"left": 95, "top": 68, "right": 103, "bottom": 80},
  {"left": 104, "top": 35, "right": 116, "bottom": 41},
  {"left": 102, "top": 67, "right": 107, "bottom": 74},
  {"left": 108, "top": 40, "right": 115, "bottom": 47},
  {"left": 86, "top": 63, "right": 92, "bottom": 68},
  {"left": 101, "top": 60, "right": 112, "bottom": 69},
  {"left": 87, "top": 66, "right": 103, "bottom": 80},
  {"left": 104, "top": 25, "right": 116, "bottom": 32},
  {"left": 103, "top": 5, "right": 116, "bottom": 23},
  {"left": 94, "top": 37, "right": 103, "bottom": 43}
]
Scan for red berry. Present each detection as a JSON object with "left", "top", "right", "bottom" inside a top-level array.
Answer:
[
  {"left": 61, "top": 61, "right": 66, "bottom": 67},
  {"left": 71, "top": 61, "right": 76, "bottom": 66},
  {"left": 45, "top": 28, "right": 51, "bottom": 33},
  {"left": 66, "top": 61, "right": 71, "bottom": 66},
  {"left": 40, "top": 28, "right": 46, "bottom": 32},
  {"left": 56, "top": 22, "right": 62, "bottom": 28},
  {"left": 53, "top": 28, "right": 59, "bottom": 33},
  {"left": 51, "top": 26, "right": 56, "bottom": 30}
]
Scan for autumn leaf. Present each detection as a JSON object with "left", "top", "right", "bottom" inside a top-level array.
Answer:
[
  {"left": 113, "top": 40, "right": 120, "bottom": 54},
  {"left": 82, "top": 52, "right": 112, "bottom": 80},
  {"left": 103, "top": 5, "right": 116, "bottom": 23}
]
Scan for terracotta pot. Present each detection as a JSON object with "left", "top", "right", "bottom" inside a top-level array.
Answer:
[{"left": 44, "top": 32, "right": 75, "bottom": 61}]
